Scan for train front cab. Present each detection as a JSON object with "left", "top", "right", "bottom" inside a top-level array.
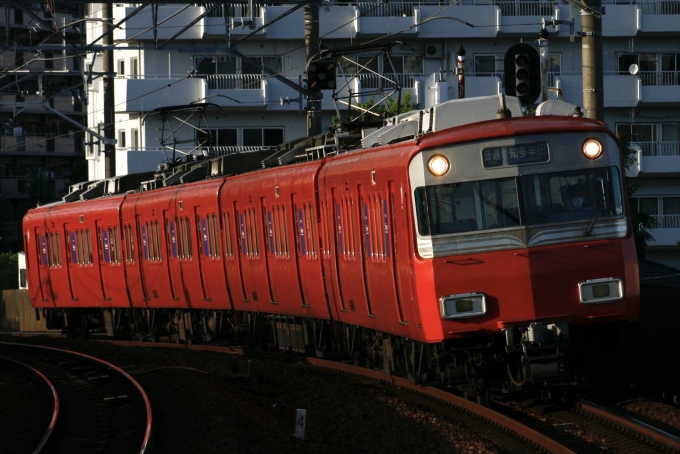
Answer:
[{"left": 405, "top": 116, "right": 640, "bottom": 392}]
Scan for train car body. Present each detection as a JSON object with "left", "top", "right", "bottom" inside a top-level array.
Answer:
[{"left": 23, "top": 96, "right": 639, "bottom": 399}]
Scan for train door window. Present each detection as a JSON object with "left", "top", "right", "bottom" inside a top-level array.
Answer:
[
  {"left": 124, "top": 224, "right": 135, "bottom": 264},
  {"left": 304, "top": 203, "right": 317, "bottom": 259},
  {"left": 76, "top": 230, "right": 83, "bottom": 265},
  {"left": 109, "top": 226, "right": 120, "bottom": 264},
  {"left": 223, "top": 212, "right": 234, "bottom": 258},
  {"left": 46, "top": 233, "right": 53, "bottom": 267},
  {"left": 146, "top": 222, "right": 155, "bottom": 261},
  {"left": 272, "top": 205, "right": 281, "bottom": 258},
  {"left": 86, "top": 229, "right": 93, "bottom": 265},
  {"left": 175, "top": 217, "right": 183, "bottom": 259},
  {"left": 197, "top": 215, "right": 205, "bottom": 257},
  {"left": 97, "top": 227, "right": 104, "bottom": 263},
  {"left": 184, "top": 217, "right": 192, "bottom": 260},
  {"left": 282, "top": 205, "right": 290, "bottom": 257},
  {"left": 56, "top": 232, "right": 62, "bottom": 267}
]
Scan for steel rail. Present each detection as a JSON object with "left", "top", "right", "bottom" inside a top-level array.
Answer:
[
  {"left": 579, "top": 399, "right": 680, "bottom": 453},
  {"left": 0, "top": 342, "right": 153, "bottom": 454},
  {"left": 0, "top": 355, "right": 59, "bottom": 454},
  {"left": 307, "top": 357, "right": 575, "bottom": 454}
]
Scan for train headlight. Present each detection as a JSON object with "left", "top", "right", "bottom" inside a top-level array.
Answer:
[
  {"left": 579, "top": 277, "right": 623, "bottom": 304},
  {"left": 582, "top": 139, "right": 603, "bottom": 159},
  {"left": 440, "top": 293, "right": 487, "bottom": 319},
  {"left": 428, "top": 155, "right": 450, "bottom": 176}
]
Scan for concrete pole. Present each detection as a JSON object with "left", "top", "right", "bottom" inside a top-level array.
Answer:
[
  {"left": 539, "top": 27, "right": 549, "bottom": 103},
  {"left": 305, "top": 5, "right": 322, "bottom": 136},
  {"left": 581, "top": 0, "right": 604, "bottom": 121},
  {"left": 103, "top": 2, "right": 116, "bottom": 177}
]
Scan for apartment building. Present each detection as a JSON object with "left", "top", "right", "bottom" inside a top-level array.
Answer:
[
  {"left": 85, "top": 1, "right": 680, "bottom": 267},
  {"left": 1, "top": 2, "right": 86, "bottom": 248}
]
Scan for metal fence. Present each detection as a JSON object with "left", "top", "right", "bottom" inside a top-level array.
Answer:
[
  {"left": 630, "top": 141, "right": 680, "bottom": 156},
  {"left": 650, "top": 214, "right": 680, "bottom": 229},
  {"left": 205, "top": 74, "right": 264, "bottom": 90},
  {"left": 638, "top": 71, "right": 680, "bottom": 86},
  {"left": 354, "top": 73, "right": 423, "bottom": 89},
  {"left": 203, "top": 3, "right": 262, "bottom": 18}
]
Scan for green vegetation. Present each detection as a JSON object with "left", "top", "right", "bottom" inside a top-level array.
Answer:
[{"left": 0, "top": 252, "right": 18, "bottom": 291}]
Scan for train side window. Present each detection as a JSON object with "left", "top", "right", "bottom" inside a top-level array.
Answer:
[
  {"left": 125, "top": 224, "right": 135, "bottom": 264},
  {"left": 196, "top": 215, "right": 205, "bottom": 257},
  {"left": 46, "top": 233, "right": 52, "bottom": 267},
  {"left": 282, "top": 205, "right": 289, "bottom": 257},
  {"left": 147, "top": 222, "right": 154, "bottom": 261},
  {"left": 113, "top": 226, "right": 121, "bottom": 264}
]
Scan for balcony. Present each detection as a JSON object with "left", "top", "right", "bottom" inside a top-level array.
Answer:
[
  {"left": 0, "top": 136, "right": 77, "bottom": 155},
  {"left": 113, "top": 5, "right": 204, "bottom": 41},
  {"left": 114, "top": 76, "right": 205, "bottom": 112},
  {"left": 629, "top": 141, "right": 680, "bottom": 177},
  {"left": 647, "top": 214, "right": 680, "bottom": 247}
]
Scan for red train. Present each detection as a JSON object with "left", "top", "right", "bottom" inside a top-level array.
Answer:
[{"left": 23, "top": 96, "right": 639, "bottom": 401}]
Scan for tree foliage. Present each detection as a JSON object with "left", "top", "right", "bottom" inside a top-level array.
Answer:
[{"left": 0, "top": 252, "right": 18, "bottom": 291}]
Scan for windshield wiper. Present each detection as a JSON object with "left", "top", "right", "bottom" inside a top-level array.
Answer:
[{"left": 585, "top": 178, "right": 606, "bottom": 236}]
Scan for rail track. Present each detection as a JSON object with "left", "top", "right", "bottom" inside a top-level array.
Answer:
[
  {"left": 0, "top": 341, "right": 152, "bottom": 454},
  {"left": 494, "top": 393, "right": 680, "bottom": 453}
]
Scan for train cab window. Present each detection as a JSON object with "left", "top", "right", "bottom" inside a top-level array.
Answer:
[
  {"left": 415, "top": 178, "right": 519, "bottom": 236},
  {"left": 414, "top": 167, "right": 624, "bottom": 237},
  {"left": 520, "top": 167, "right": 623, "bottom": 225}
]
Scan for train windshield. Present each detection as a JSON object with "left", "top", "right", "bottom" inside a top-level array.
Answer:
[{"left": 414, "top": 166, "right": 624, "bottom": 236}]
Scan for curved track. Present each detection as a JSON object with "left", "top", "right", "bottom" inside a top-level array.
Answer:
[{"left": 0, "top": 342, "right": 152, "bottom": 454}]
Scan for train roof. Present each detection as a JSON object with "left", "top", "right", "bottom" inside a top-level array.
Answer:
[{"left": 65, "top": 96, "right": 597, "bottom": 203}]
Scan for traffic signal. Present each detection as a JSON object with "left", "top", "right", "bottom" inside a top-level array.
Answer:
[
  {"left": 307, "top": 59, "right": 335, "bottom": 92},
  {"left": 504, "top": 43, "right": 540, "bottom": 106}
]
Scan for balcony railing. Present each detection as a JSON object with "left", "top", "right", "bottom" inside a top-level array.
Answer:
[
  {"left": 633, "top": 0, "right": 680, "bottom": 14},
  {"left": 650, "top": 214, "right": 680, "bottom": 229},
  {"left": 356, "top": 2, "right": 415, "bottom": 17},
  {"left": 353, "top": 73, "right": 423, "bottom": 89},
  {"left": 637, "top": 71, "right": 680, "bottom": 86},
  {"left": 205, "top": 74, "right": 264, "bottom": 90},
  {"left": 203, "top": 3, "right": 262, "bottom": 18},
  {"left": 630, "top": 141, "right": 680, "bottom": 156}
]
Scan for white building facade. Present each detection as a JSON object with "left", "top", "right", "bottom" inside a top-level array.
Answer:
[{"left": 85, "top": 1, "right": 680, "bottom": 267}]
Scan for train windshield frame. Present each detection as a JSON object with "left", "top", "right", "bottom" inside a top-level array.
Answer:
[{"left": 414, "top": 166, "right": 624, "bottom": 236}]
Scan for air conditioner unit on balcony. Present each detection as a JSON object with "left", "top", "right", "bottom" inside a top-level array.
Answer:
[{"left": 425, "top": 44, "right": 443, "bottom": 59}]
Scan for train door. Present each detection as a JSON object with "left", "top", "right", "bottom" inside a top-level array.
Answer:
[
  {"left": 234, "top": 201, "right": 256, "bottom": 306},
  {"left": 362, "top": 188, "right": 404, "bottom": 323},
  {"left": 387, "top": 181, "right": 409, "bottom": 324},
  {"left": 258, "top": 197, "right": 277, "bottom": 304},
  {"left": 95, "top": 220, "right": 109, "bottom": 300},
  {"left": 32, "top": 226, "right": 54, "bottom": 306},
  {"left": 333, "top": 185, "right": 371, "bottom": 319},
  {"left": 135, "top": 214, "right": 150, "bottom": 301},
  {"left": 194, "top": 208, "right": 212, "bottom": 301},
  {"left": 63, "top": 223, "right": 78, "bottom": 300},
  {"left": 222, "top": 206, "right": 248, "bottom": 308},
  {"left": 291, "top": 194, "right": 310, "bottom": 307},
  {"left": 164, "top": 211, "right": 183, "bottom": 301}
]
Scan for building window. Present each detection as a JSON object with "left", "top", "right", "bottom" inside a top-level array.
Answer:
[
  {"left": 196, "top": 128, "right": 283, "bottom": 149},
  {"left": 473, "top": 54, "right": 502, "bottom": 76},
  {"left": 118, "top": 130, "right": 126, "bottom": 148},
  {"left": 617, "top": 123, "right": 680, "bottom": 156},
  {"left": 618, "top": 53, "right": 680, "bottom": 85},
  {"left": 194, "top": 55, "right": 283, "bottom": 76},
  {"left": 131, "top": 129, "right": 139, "bottom": 150},
  {"left": 117, "top": 60, "right": 125, "bottom": 77},
  {"left": 130, "top": 57, "right": 139, "bottom": 79}
]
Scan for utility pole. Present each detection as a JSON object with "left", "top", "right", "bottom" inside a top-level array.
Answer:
[
  {"left": 304, "top": 4, "right": 322, "bottom": 136},
  {"left": 103, "top": 2, "right": 116, "bottom": 177},
  {"left": 581, "top": 0, "right": 604, "bottom": 121}
]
